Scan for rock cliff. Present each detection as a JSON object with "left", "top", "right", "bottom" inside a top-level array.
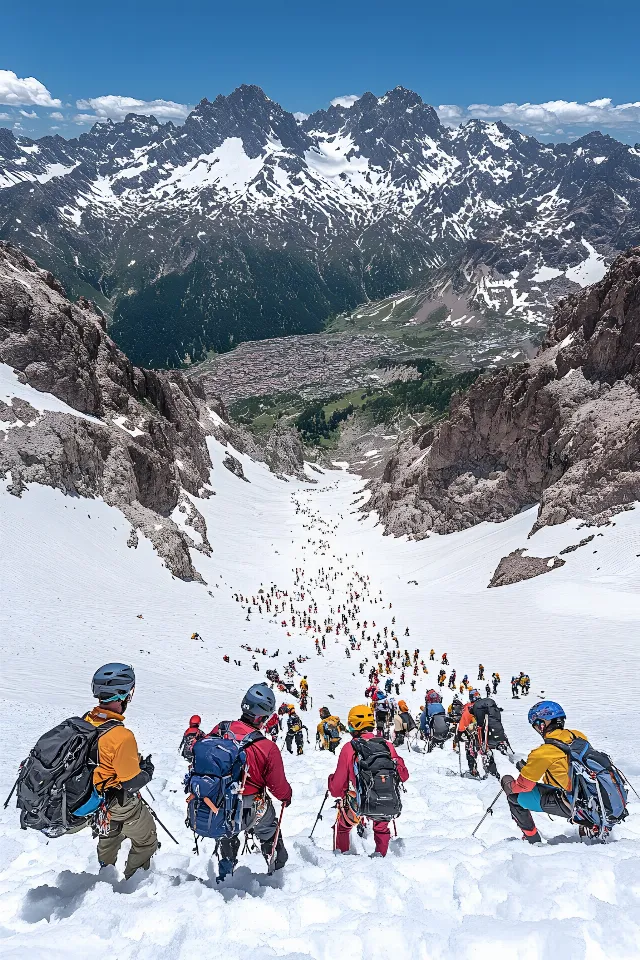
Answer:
[
  {"left": 368, "top": 248, "right": 640, "bottom": 537},
  {"left": 0, "top": 242, "right": 215, "bottom": 579}
]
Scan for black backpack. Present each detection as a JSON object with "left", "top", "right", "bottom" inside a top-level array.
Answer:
[
  {"left": 351, "top": 737, "right": 402, "bottom": 821},
  {"left": 180, "top": 730, "right": 204, "bottom": 762},
  {"left": 471, "top": 699, "right": 506, "bottom": 745},
  {"left": 13, "top": 717, "right": 119, "bottom": 838},
  {"left": 400, "top": 711, "right": 416, "bottom": 732},
  {"left": 430, "top": 713, "right": 449, "bottom": 742}
]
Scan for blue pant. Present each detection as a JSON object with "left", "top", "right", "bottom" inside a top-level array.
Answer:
[{"left": 508, "top": 784, "right": 571, "bottom": 834}]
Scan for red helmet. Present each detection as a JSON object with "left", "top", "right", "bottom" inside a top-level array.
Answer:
[
  {"left": 426, "top": 689, "right": 442, "bottom": 704},
  {"left": 190, "top": 715, "right": 201, "bottom": 726}
]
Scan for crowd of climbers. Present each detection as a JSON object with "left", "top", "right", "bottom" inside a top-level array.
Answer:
[{"left": 8, "top": 489, "right": 628, "bottom": 881}]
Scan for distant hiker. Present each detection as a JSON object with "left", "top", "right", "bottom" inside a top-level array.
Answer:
[
  {"left": 429, "top": 649, "right": 435, "bottom": 661},
  {"left": 199, "top": 684, "right": 291, "bottom": 879},
  {"left": 447, "top": 694, "right": 464, "bottom": 724},
  {"left": 456, "top": 690, "right": 507, "bottom": 778},
  {"left": 492, "top": 672, "right": 500, "bottom": 695},
  {"left": 477, "top": 664, "right": 484, "bottom": 680},
  {"left": 502, "top": 701, "right": 628, "bottom": 843},
  {"left": 317, "top": 707, "right": 346, "bottom": 752},
  {"left": 420, "top": 690, "right": 449, "bottom": 750},
  {"left": 87, "top": 664, "right": 158, "bottom": 878},
  {"left": 180, "top": 714, "right": 205, "bottom": 762},
  {"left": 442, "top": 653, "right": 449, "bottom": 665},
  {"left": 393, "top": 699, "right": 416, "bottom": 746},
  {"left": 374, "top": 695, "right": 391, "bottom": 737},
  {"left": 485, "top": 683, "right": 491, "bottom": 698},
  {"left": 328, "top": 705, "right": 409, "bottom": 857},
  {"left": 285, "top": 707, "right": 307, "bottom": 755},
  {"left": 511, "top": 677, "right": 520, "bottom": 699},
  {"left": 264, "top": 711, "right": 281, "bottom": 741}
]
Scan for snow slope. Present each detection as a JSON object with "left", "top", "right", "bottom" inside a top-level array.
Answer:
[{"left": 2, "top": 438, "right": 640, "bottom": 958}]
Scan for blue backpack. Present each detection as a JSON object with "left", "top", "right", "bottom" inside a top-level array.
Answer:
[
  {"left": 184, "top": 722, "right": 263, "bottom": 839},
  {"left": 547, "top": 735, "right": 629, "bottom": 833}
]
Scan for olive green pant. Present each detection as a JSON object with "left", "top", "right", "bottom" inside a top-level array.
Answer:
[{"left": 98, "top": 794, "right": 158, "bottom": 880}]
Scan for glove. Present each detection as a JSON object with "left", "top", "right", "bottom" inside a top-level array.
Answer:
[
  {"left": 140, "top": 754, "right": 155, "bottom": 780},
  {"left": 501, "top": 774, "right": 515, "bottom": 795},
  {"left": 516, "top": 759, "right": 526, "bottom": 771},
  {"left": 281, "top": 796, "right": 292, "bottom": 808}
]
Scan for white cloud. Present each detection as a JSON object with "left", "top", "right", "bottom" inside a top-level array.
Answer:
[
  {"left": 75, "top": 95, "right": 190, "bottom": 121},
  {"left": 19, "top": 109, "right": 37, "bottom": 119},
  {"left": 293, "top": 111, "right": 308, "bottom": 122},
  {"left": 73, "top": 113, "right": 102, "bottom": 125},
  {"left": 330, "top": 94, "right": 360, "bottom": 109},
  {"left": 0, "top": 69, "right": 61, "bottom": 107},
  {"left": 50, "top": 111, "right": 64, "bottom": 120},
  {"left": 437, "top": 98, "right": 640, "bottom": 136},
  {"left": 0, "top": 112, "right": 11, "bottom": 121}
]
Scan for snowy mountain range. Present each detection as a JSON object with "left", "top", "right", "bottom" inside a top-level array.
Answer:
[{"left": 1, "top": 84, "right": 639, "bottom": 366}]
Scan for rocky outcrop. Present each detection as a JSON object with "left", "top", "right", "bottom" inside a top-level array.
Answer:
[
  {"left": 222, "top": 452, "right": 249, "bottom": 481},
  {"left": 369, "top": 248, "right": 640, "bottom": 537},
  {"left": 0, "top": 242, "right": 217, "bottom": 579},
  {"left": 263, "top": 421, "right": 306, "bottom": 480},
  {"left": 488, "top": 550, "right": 565, "bottom": 588}
]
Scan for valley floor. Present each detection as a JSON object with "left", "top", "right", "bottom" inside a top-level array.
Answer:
[{"left": 2, "top": 441, "right": 640, "bottom": 959}]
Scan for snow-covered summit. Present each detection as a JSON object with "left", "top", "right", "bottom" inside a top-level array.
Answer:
[{"left": 0, "top": 85, "right": 636, "bottom": 365}]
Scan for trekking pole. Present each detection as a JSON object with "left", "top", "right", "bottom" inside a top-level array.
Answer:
[
  {"left": 309, "top": 790, "right": 329, "bottom": 839},
  {"left": 471, "top": 789, "right": 503, "bottom": 838},
  {"left": 619, "top": 771, "right": 640, "bottom": 802},
  {"left": 458, "top": 743, "right": 463, "bottom": 777},
  {"left": 146, "top": 785, "right": 156, "bottom": 802},
  {"left": 141, "top": 798, "right": 179, "bottom": 844},
  {"left": 3, "top": 776, "right": 18, "bottom": 809},
  {"left": 267, "top": 803, "right": 286, "bottom": 875}
]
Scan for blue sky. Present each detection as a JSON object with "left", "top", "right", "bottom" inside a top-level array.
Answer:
[{"left": 1, "top": 0, "right": 638, "bottom": 142}]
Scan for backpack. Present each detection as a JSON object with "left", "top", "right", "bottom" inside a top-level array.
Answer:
[
  {"left": 430, "top": 713, "right": 449, "bottom": 742},
  {"left": 14, "top": 716, "right": 120, "bottom": 838},
  {"left": 184, "top": 722, "right": 264, "bottom": 840},
  {"left": 351, "top": 737, "right": 402, "bottom": 821},
  {"left": 471, "top": 699, "right": 506, "bottom": 746},
  {"left": 400, "top": 711, "right": 416, "bottom": 733},
  {"left": 180, "top": 729, "right": 204, "bottom": 763},
  {"left": 546, "top": 736, "right": 629, "bottom": 832},
  {"left": 323, "top": 721, "right": 340, "bottom": 742}
]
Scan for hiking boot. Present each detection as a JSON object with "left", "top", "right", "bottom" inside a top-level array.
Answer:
[
  {"left": 216, "top": 857, "right": 237, "bottom": 882},
  {"left": 523, "top": 831, "right": 542, "bottom": 844},
  {"left": 261, "top": 834, "right": 288, "bottom": 870}
]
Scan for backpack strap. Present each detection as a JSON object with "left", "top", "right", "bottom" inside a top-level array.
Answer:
[
  {"left": 238, "top": 730, "right": 265, "bottom": 749},
  {"left": 217, "top": 721, "right": 264, "bottom": 748}
]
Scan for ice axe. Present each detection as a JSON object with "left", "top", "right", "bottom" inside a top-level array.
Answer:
[
  {"left": 309, "top": 790, "right": 329, "bottom": 839},
  {"left": 141, "top": 797, "right": 179, "bottom": 844},
  {"left": 471, "top": 789, "right": 503, "bottom": 838}
]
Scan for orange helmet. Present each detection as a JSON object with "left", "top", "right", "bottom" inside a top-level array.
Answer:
[
  {"left": 347, "top": 704, "right": 374, "bottom": 732},
  {"left": 398, "top": 700, "right": 408, "bottom": 713}
]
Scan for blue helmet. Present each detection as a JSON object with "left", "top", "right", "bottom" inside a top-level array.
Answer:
[
  {"left": 92, "top": 663, "right": 135, "bottom": 702},
  {"left": 528, "top": 701, "right": 565, "bottom": 726},
  {"left": 241, "top": 683, "right": 276, "bottom": 722},
  {"left": 469, "top": 689, "right": 481, "bottom": 702}
]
